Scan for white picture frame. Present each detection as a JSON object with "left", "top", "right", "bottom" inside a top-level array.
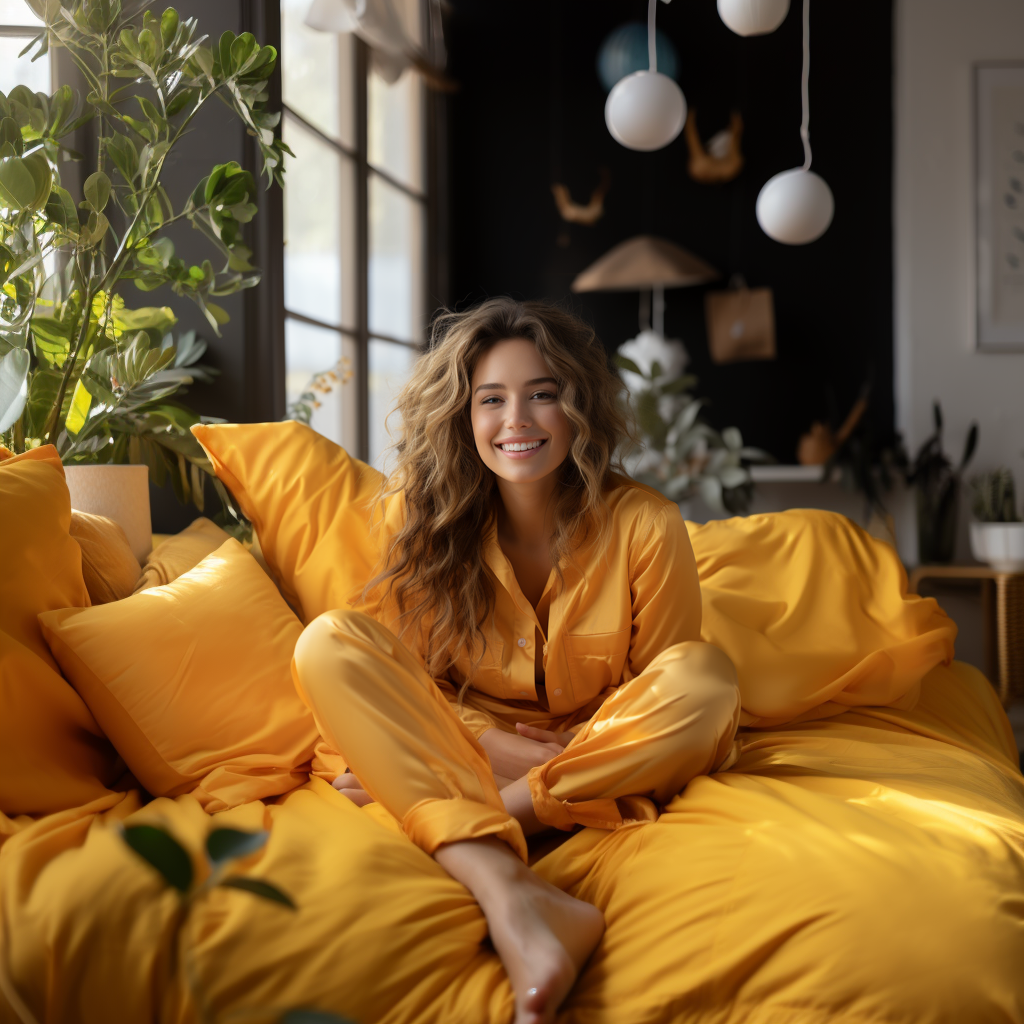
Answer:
[{"left": 975, "top": 62, "right": 1024, "bottom": 352}]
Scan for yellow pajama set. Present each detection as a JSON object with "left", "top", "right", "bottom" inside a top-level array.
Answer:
[{"left": 293, "top": 477, "right": 741, "bottom": 862}]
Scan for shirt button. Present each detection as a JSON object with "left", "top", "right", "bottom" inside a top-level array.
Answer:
[
  {"left": 554, "top": 688, "right": 562, "bottom": 696},
  {"left": 517, "top": 637, "right": 527, "bottom": 647}
]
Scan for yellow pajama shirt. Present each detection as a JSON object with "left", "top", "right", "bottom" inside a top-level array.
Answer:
[{"left": 293, "top": 475, "right": 741, "bottom": 857}]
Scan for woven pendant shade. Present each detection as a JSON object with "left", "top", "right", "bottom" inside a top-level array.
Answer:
[{"left": 571, "top": 235, "right": 720, "bottom": 292}]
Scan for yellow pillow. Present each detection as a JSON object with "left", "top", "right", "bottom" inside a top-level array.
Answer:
[
  {"left": 133, "top": 516, "right": 233, "bottom": 592},
  {"left": 70, "top": 511, "right": 142, "bottom": 604},
  {"left": 191, "top": 422, "right": 386, "bottom": 622},
  {"left": 0, "top": 446, "right": 121, "bottom": 815},
  {"left": 39, "top": 539, "right": 346, "bottom": 812},
  {"left": 0, "top": 632, "right": 122, "bottom": 815},
  {"left": 687, "top": 510, "right": 958, "bottom": 726},
  {"left": 0, "top": 446, "right": 91, "bottom": 666}
]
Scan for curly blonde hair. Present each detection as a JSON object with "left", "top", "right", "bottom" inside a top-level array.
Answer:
[{"left": 370, "top": 297, "right": 632, "bottom": 678}]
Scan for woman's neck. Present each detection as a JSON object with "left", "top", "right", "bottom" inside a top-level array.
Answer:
[{"left": 495, "top": 474, "right": 558, "bottom": 552}]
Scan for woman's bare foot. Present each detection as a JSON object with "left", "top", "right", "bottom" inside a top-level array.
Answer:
[
  {"left": 435, "top": 837, "right": 604, "bottom": 1024},
  {"left": 332, "top": 773, "right": 374, "bottom": 806}
]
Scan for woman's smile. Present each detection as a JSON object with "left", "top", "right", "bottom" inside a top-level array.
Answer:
[{"left": 496, "top": 438, "right": 548, "bottom": 458}]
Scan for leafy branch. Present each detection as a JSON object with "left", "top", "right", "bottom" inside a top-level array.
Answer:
[
  {"left": 122, "top": 824, "right": 354, "bottom": 1024},
  {"left": 615, "top": 345, "right": 770, "bottom": 514},
  {"left": 0, "top": 0, "right": 291, "bottom": 525}
]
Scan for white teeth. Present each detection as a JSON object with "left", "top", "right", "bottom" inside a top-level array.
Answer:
[{"left": 500, "top": 440, "right": 543, "bottom": 452}]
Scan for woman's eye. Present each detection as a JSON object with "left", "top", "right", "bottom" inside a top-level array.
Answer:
[
  {"left": 481, "top": 395, "right": 502, "bottom": 405},
  {"left": 532, "top": 390, "right": 556, "bottom": 400}
]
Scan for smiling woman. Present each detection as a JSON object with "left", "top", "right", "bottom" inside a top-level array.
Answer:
[
  {"left": 471, "top": 341, "right": 572, "bottom": 485},
  {"left": 291, "top": 297, "right": 743, "bottom": 1024}
]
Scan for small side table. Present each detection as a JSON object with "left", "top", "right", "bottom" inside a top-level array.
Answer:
[{"left": 908, "top": 565, "right": 1024, "bottom": 705}]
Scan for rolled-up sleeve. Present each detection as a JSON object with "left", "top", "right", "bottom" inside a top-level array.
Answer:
[{"left": 627, "top": 505, "right": 702, "bottom": 677}]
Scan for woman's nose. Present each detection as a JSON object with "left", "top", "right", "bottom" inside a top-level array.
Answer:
[{"left": 505, "top": 398, "right": 531, "bottom": 427}]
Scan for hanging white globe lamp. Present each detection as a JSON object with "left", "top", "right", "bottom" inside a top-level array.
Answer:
[
  {"left": 755, "top": 0, "right": 834, "bottom": 244},
  {"left": 605, "top": 0, "right": 686, "bottom": 152},
  {"left": 717, "top": 0, "right": 790, "bottom": 37},
  {"left": 756, "top": 168, "right": 833, "bottom": 244}
]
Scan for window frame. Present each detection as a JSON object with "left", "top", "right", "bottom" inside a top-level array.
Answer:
[{"left": 281, "top": 16, "right": 442, "bottom": 463}]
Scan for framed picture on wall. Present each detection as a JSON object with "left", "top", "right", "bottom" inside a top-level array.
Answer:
[{"left": 975, "top": 62, "right": 1024, "bottom": 352}]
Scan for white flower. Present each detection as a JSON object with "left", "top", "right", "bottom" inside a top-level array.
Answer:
[{"left": 617, "top": 329, "right": 689, "bottom": 397}]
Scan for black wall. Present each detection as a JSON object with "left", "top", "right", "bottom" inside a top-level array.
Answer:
[{"left": 445, "top": 0, "right": 894, "bottom": 463}]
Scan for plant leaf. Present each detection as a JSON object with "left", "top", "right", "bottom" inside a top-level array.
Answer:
[
  {"left": 23, "top": 366, "right": 60, "bottom": 436},
  {"left": 0, "top": 347, "right": 30, "bottom": 432},
  {"left": 698, "top": 474, "right": 724, "bottom": 512},
  {"left": 721, "top": 426, "right": 742, "bottom": 451},
  {"left": 106, "top": 132, "right": 139, "bottom": 184},
  {"left": 44, "top": 185, "right": 79, "bottom": 234},
  {"left": 204, "top": 300, "right": 229, "bottom": 325},
  {"left": 122, "top": 825, "right": 193, "bottom": 893},
  {"left": 718, "top": 466, "right": 749, "bottom": 489},
  {"left": 219, "top": 876, "right": 296, "bottom": 909},
  {"left": 206, "top": 827, "right": 268, "bottom": 866},
  {"left": 0, "top": 152, "right": 51, "bottom": 211},
  {"left": 114, "top": 305, "right": 177, "bottom": 332},
  {"left": 64, "top": 378, "right": 92, "bottom": 434},
  {"left": 614, "top": 353, "right": 642, "bottom": 376},
  {"left": 659, "top": 374, "right": 698, "bottom": 396},
  {"left": 83, "top": 169, "right": 111, "bottom": 212},
  {"left": 79, "top": 210, "right": 110, "bottom": 247}
]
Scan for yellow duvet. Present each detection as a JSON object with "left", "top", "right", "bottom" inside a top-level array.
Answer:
[
  {"left": 3, "top": 662, "right": 1022, "bottom": 1023},
  {"left": 2, "top": 503, "right": 1023, "bottom": 1022}
]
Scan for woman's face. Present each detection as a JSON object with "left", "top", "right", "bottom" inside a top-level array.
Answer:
[{"left": 470, "top": 337, "right": 572, "bottom": 487}]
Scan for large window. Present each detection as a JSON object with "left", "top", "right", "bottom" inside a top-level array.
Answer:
[
  {"left": 0, "top": 1, "right": 50, "bottom": 97},
  {"left": 281, "top": 0, "right": 428, "bottom": 470}
]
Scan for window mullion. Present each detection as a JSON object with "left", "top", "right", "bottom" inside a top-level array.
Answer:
[{"left": 355, "top": 37, "right": 370, "bottom": 464}]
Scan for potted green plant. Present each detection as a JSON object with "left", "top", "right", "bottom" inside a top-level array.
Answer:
[
  {"left": 905, "top": 402, "right": 978, "bottom": 564},
  {"left": 968, "top": 468, "right": 1024, "bottom": 571},
  {"left": 0, "top": 0, "right": 288, "bottom": 529},
  {"left": 615, "top": 331, "right": 770, "bottom": 515}
]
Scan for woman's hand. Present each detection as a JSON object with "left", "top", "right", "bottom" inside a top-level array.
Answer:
[
  {"left": 515, "top": 723, "right": 575, "bottom": 748},
  {"left": 332, "top": 772, "right": 374, "bottom": 806},
  {"left": 479, "top": 725, "right": 574, "bottom": 783}
]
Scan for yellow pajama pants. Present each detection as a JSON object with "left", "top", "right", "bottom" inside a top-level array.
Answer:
[{"left": 293, "top": 609, "right": 741, "bottom": 863}]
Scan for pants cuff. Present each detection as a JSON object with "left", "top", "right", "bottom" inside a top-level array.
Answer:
[
  {"left": 528, "top": 766, "right": 657, "bottom": 830},
  {"left": 403, "top": 797, "right": 528, "bottom": 862}
]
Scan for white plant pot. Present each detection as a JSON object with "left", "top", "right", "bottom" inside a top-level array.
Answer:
[
  {"left": 64, "top": 464, "right": 152, "bottom": 563},
  {"left": 969, "top": 521, "right": 1024, "bottom": 573}
]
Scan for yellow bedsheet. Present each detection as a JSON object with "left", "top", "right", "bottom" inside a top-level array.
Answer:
[{"left": 3, "top": 660, "right": 1022, "bottom": 1024}]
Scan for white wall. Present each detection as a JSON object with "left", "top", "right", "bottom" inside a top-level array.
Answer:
[{"left": 896, "top": 0, "right": 1024, "bottom": 487}]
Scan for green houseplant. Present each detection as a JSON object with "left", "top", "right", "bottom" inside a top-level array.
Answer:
[
  {"left": 906, "top": 402, "right": 978, "bottom": 564},
  {"left": 968, "top": 468, "right": 1024, "bottom": 572},
  {"left": 615, "top": 331, "right": 769, "bottom": 515},
  {"left": 0, "top": 0, "right": 288, "bottom": 519}
]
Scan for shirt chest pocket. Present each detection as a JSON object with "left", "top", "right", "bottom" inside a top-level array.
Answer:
[{"left": 564, "top": 628, "right": 631, "bottom": 702}]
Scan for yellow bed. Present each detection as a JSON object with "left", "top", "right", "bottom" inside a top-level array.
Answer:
[{"left": 2, "top": 426, "right": 1023, "bottom": 1024}]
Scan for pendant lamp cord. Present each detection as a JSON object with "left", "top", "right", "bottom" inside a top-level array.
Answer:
[
  {"left": 648, "top": 0, "right": 658, "bottom": 74},
  {"left": 800, "top": 0, "right": 812, "bottom": 169}
]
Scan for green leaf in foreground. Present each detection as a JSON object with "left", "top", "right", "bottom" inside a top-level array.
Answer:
[
  {"left": 122, "top": 825, "right": 193, "bottom": 893},
  {"left": 206, "top": 827, "right": 268, "bottom": 866},
  {"left": 219, "top": 876, "right": 296, "bottom": 909}
]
